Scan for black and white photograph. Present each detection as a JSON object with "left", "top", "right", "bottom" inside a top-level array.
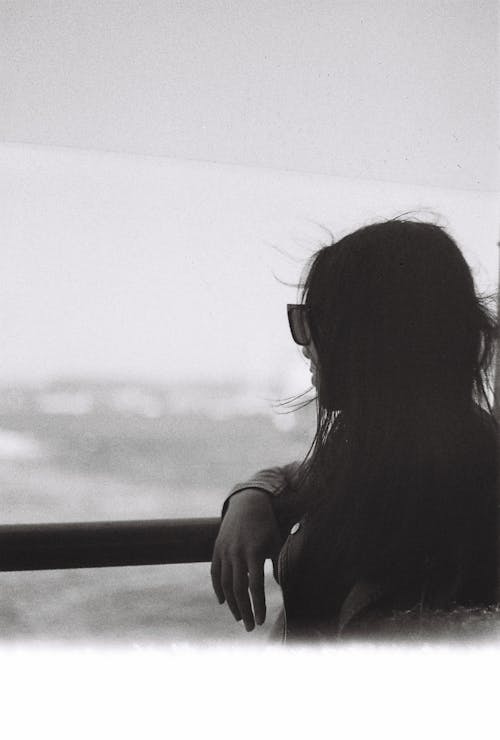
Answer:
[{"left": 0, "top": 1, "right": 498, "bottom": 736}]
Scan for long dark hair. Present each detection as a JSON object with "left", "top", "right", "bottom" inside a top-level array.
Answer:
[{"left": 297, "top": 219, "right": 497, "bottom": 605}]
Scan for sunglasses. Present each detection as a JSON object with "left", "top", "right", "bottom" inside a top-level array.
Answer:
[{"left": 287, "top": 304, "right": 312, "bottom": 346}]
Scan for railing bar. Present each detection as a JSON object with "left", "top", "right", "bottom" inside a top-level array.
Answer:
[{"left": 0, "top": 517, "right": 221, "bottom": 572}]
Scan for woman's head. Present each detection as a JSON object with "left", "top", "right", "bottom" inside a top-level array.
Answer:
[{"left": 300, "top": 219, "right": 495, "bottom": 416}]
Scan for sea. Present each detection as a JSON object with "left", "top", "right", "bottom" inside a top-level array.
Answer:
[{"left": 0, "top": 380, "right": 314, "bottom": 645}]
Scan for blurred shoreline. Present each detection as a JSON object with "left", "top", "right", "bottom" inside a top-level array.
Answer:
[{"left": 0, "top": 377, "right": 313, "bottom": 642}]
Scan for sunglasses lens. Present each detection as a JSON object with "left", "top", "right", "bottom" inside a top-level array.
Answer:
[{"left": 288, "top": 306, "right": 311, "bottom": 345}]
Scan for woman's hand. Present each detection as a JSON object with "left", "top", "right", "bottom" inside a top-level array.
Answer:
[{"left": 211, "top": 489, "right": 282, "bottom": 631}]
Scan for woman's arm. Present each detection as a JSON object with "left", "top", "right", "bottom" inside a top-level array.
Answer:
[
  {"left": 221, "top": 460, "right": 305, "bottom": 540},
  {"left": 211, "top": 461, "right": 304, "bottom": 632}
]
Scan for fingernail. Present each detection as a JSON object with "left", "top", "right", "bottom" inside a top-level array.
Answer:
[{"left": 245, "top": 623, "right": 254, "bottom": 632}]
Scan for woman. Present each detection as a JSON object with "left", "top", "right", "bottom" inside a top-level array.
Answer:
[{"left": 211, "top": 219, "right": 498, "bottom": 642}]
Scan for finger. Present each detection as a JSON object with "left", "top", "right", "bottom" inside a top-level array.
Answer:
[
  {"left": 272, "top": 557, "right": 279, "bottom": 583},
  {"left": 220, "top": 561, "right": 242, "bottom": 622},
  {"left": 248, "top": 558, "right": 266, "bottom": 626},
  {"left": 210, "top": 554, "right": 225, "bottom": 604},
  {"left": 233, "top": 563, "right": 255, "bottom": 632}
]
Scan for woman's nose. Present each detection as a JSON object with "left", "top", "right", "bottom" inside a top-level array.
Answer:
[{"left": 302, "top": 345, "right": 311, "bottom": 360}]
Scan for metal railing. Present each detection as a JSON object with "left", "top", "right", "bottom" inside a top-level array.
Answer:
[{"left": 0, "top": 518, "right": 220, "bottom": 571}]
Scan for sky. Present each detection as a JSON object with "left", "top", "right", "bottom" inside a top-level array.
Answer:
[
  {"left": 1, "top": 1, "right": 499, "bottom": 387},
  {"left": 1, "top": 0, "right": 498, "bottom": 192},
  {"left": 1, "top": 1, "right": 498, "bottom": 191},
  {"left": 1, "top": 142, "right": 498, "bottom": 389}
]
